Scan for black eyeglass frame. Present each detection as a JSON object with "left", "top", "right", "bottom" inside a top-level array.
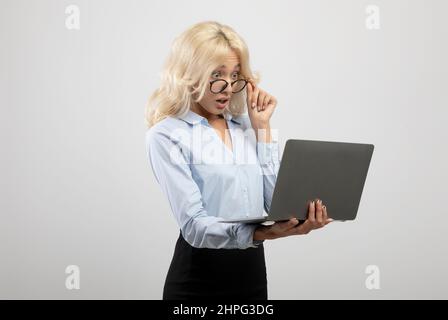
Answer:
[{"left": 209, "top": 78, "right": 248, "bottom": 94}]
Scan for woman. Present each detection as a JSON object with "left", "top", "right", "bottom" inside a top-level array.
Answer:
[{"left": 145, "top": 21, "right": 332, "bottom": 300}]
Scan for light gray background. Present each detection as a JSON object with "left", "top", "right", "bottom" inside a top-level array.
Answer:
[{"left": 1, "top": 0, "right": 447, "bottom": 299}]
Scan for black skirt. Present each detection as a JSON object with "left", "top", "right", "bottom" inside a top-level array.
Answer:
[{"left": 163, "top": 230, "right": 268, "bottom": 300}]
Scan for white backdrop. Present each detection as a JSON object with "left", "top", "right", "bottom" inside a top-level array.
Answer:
[{"left": 1, "top": 0, "right": 447, "bottom": 299}]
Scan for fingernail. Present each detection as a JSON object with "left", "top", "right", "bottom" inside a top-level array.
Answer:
[{"left": 252, "top": 103, "right": 255, "bottom": 108}]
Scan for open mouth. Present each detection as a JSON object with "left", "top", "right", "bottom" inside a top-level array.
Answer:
[{"left": 215, "top": 98, "right": 229, "bottom": 108}]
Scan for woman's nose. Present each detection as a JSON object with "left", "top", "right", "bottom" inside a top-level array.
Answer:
[{"left": 223, "top": 79, "right": 233, "bottom": 94}]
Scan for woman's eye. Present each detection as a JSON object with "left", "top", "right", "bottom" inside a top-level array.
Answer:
[{"left": 211, "top": 72, "right": 239, "bottom": 79}]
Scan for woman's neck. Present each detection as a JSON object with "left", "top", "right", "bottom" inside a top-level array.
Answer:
[{"left": 191, "top": 102, "right": 223, "bottom": 122}]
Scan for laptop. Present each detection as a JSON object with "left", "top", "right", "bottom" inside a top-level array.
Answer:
[{"left": 219, "top": 139, "right": 374, "bottom": 224}]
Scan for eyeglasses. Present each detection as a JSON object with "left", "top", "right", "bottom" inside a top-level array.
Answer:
[{"left": 209, "top": 78, "right": 248, "bottom": 94}]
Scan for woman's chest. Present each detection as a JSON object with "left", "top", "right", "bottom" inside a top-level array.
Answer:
[{"left": 176, "top": 123, "right": 258, "bottom": 166}]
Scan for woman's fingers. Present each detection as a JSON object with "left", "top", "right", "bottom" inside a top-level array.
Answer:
[
  {"left": 247, "top": 79, "right": 257, "bottom": 109},
  {"left": 246, "top": 80, "right": 253, "bottom": 108},
  {"left": 280, "top": 218, "right": 299, "bottom": 231},
  {"left": 270, "top": 218, "right": 299, "bottom": 238},
  {"left": 252, "top": 86, "right": 260, "bottom": 110},
  {"left": 246, "top": 80, "right": 277, "bottom": 112},
  {"left": 322, "top": 205, "right": 328, "bottom": 221},
  {"left": 257, "top": 92, "right": 267, "bottom": 112},
  {"left": 308, "top": 200, "right": 316, "bottom": 223},
  {"left": 294, "top": 220, "right": 312, "bottom": 235},
  {"left": 257, "top": 91, "right": 271, "bottom": 112},
  {"left": 247, "top": 79, "right": 261, "bottom": 110},
  {"left": 315, "top": 199, "right": 323, "bottom": 226},
  {"left": 269, "top": 96, "right": 277, "bottom": 109},
  {"left": 261, "top": 94, "right": 270, "bottom": 111},
  {"left": 287, "top": 200, "right": 333, "bottom": 236}
]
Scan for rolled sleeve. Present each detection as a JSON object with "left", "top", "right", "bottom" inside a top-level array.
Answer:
[
  {"left": 235, "top": 223, "right": 262, "bottom": 248},
  {"left": 146, "top": 129, "right": 259, "bottom": 250},
  {"left": 257, "top": 141, "right": 280, "bottom": 167},
  {"left": 256, "top": 141, "right": 281, "bottom": 213}
]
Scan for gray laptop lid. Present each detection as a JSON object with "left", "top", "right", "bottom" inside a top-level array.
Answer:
[
  {"left": 268, "top": 139, "right": 374, "bottom": 222},
  {"left": 219, "top": 139, "right": 374, "bottom": 224}
]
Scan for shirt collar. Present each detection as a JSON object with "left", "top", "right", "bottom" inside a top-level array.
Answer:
[{"left": 177, "top": 109, "right": 242, "bottom": 125}]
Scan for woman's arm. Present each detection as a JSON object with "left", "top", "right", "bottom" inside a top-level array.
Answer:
[
  {"left": 245, "top": 80, "right": 281, "bottom": 214},
  {"left": 146, "top": 128, "right": 260, "bottom": 249},
  {"left": 256, "top": 134, "right": 280, "bottom": 214},
  {"left": 254, "top": 200, "right": 334, "bottom": 241},
  {"left": 244, "top": 80, "right": 333, "bottom": 242}
]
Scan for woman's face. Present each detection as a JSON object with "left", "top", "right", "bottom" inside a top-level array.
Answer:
[{"left": 193, "top": 50, "right": 242, "bottom": 118}]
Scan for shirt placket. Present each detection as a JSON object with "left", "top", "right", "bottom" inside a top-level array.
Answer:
[{"left": 243, "top": 184, "right": 250, "bottom": 217}]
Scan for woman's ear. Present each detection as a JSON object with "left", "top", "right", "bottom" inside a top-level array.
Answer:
[
  {"left": 192, "top": 79, "right": 201, "bottom": 89},
  {"left": 191, "top": 81, "right": 203, "bottom": 98},
  {"left": 191, "top": 87, "right": 199, "bottom": 101}
]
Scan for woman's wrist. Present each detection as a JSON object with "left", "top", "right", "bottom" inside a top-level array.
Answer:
[
  {"left": 252, "top": 122, "right": 272, "bottom": 143},
  {"left": 253, "top": 226, "right": 268, "bottom": 241}
]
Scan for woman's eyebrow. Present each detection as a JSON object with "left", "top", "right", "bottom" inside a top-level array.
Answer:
[{"left": 216, "top": 64, "right": 241, "bottom": 71}]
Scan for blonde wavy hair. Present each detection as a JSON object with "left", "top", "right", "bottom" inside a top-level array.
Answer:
[{"left": 145, "top": 21, "right": 260, "bottom": 128}]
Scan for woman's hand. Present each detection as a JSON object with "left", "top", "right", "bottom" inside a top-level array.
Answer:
[
  {"left": 246, "top": 79, "right": 277, "bottom": 130},
  {"left": 253, "top": 199, "right": 333, "bottom": 241}
]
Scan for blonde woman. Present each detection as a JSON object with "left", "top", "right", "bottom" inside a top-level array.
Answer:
[{"left": 145, "top": 21, "right": 332, "bottom": 300}]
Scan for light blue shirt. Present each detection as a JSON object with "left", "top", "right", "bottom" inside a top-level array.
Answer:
[{"left": 145, "top": 109, "right": 281, "bottom": 249}]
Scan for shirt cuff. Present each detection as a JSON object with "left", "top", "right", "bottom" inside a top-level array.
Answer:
[{"left": 236, "top": 223, "right": 263, "bottom": 249}]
